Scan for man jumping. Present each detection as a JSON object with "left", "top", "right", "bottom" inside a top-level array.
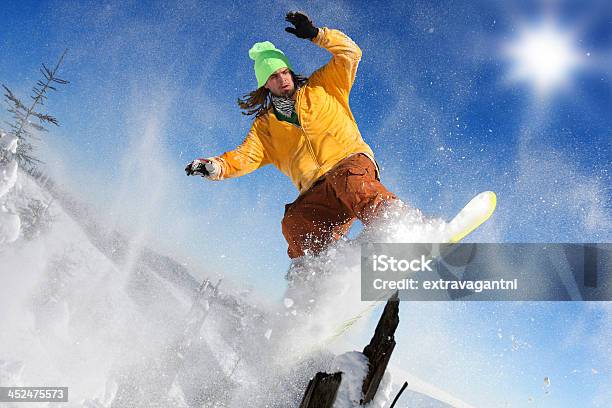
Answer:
[{"left": 186, "top": 12, "right": 399, "bottom": 260}]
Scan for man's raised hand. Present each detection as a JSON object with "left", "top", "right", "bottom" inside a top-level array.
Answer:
[{"left": 285, "top": 11, "right": 319, "bottom": 40}]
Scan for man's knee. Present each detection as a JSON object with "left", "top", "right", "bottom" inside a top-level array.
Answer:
[{"left": 282, "top": 202, "right": 304, "bottom": 236}]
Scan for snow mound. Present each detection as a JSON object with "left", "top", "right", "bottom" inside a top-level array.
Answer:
[
  {"left": 0, "top": 160, "right": 18, "bottom": 198},
  {"left": 0, "top": 132, "right": 21, "bottom": 244},
  {"left": 331, "top": 351, "right": 392, "bottom": 408},
  {"left": 0, "top": 208, "right": 20, "bottom": 244}
]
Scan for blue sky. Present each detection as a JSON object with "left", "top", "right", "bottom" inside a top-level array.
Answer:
[{"left": 1, "top": 0, "right": 610, "bottom": 406}]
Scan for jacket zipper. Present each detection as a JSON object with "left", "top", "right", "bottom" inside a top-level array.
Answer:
[{"left": 295, "top": 91, "right": 321, "bottom": 169}]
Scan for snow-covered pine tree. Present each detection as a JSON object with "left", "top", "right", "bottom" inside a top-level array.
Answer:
[
  {"left": 0, "top": 49, "right": 68, "bottom": 244},
  {"left": 1, "top": 49, "right": 69, "bottom": 170}
]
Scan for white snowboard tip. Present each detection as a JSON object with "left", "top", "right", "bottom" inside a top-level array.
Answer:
[{"left": 447, "top": 191, "right": 497, "bottom": 243}]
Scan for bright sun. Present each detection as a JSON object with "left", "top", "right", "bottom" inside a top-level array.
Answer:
[{"left": 504, "top": 19, "right": 585, "bottom": 97}]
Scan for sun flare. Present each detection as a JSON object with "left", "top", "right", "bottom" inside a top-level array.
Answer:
[{"left": 504, "top": 20, "right": 585, "bottom": 96}]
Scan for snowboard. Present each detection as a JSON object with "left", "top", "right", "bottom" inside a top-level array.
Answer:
[
  {"left": 326, "top": 191, "right": 498, "bottom": 343},
  {"left": 445, "top": 191, "right": 497, "bottom": 243}
]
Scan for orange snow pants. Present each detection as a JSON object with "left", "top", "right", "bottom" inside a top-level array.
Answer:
[{"left": 281, "top": 154, "right": 397, "bottom": 259}]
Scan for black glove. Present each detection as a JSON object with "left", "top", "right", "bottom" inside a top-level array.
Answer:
[
  {"left": 185, "top": 158, "right": 217, "bottom": 177},
  {"left": 285, "top": 11, "right": 318, "bottom": 40},
  {"left": 185, "top": 160, "right": 205, "bottom": 176}
]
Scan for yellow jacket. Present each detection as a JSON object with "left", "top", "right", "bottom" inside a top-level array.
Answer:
[{"left": 210, "top": 27, "right": 376, "bottom": 194}]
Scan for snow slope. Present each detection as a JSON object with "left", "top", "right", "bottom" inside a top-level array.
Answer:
[{"left": 0, "top": 169, "right": 477, "bottom": 407}]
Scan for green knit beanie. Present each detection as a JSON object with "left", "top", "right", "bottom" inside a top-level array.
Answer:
[{"left": 249, "top": 41, "right": 293, "bottom": 88}]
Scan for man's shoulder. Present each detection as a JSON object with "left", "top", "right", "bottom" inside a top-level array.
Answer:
[{"left": 249, "top": 109, "right": 274, "bottom": 133}]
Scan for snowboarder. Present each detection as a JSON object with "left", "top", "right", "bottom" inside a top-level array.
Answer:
[{"left": 185, "top": 11, "right": 399, "bottom": 260}]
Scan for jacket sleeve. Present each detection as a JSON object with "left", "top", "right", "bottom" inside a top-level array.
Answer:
[
  {"left": 309, "top": 27, "right": 362, "bottom": 102},
  {"left": 208, "top": 117, "right": 271, "bottom": 180}
]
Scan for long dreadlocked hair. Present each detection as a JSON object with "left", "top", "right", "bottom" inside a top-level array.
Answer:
[{"left": 237, "top": 71, "right": 308, "bottom": 118}]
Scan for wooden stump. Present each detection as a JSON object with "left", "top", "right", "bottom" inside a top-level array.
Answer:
[
  {"left": 298, "top": 291, "right": 400, "bottom": 407},
  {"left": 361, "top": 291, "right": 400, "bottom": 404},
  {"left": 299, "top": 372, "right": 342, "bottom": 408}
]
